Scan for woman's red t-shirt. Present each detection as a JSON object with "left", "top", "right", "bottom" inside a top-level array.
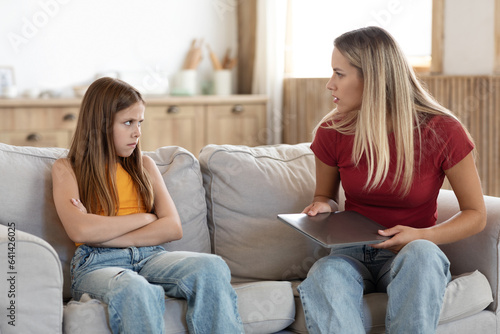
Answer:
[{"left": 311, "top": 115, "right": 474, "bottom": 228}]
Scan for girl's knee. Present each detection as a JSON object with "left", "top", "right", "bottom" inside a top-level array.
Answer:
[
  {"left": 183, "top": 254, "right": 231, "bottom": 282},
  {"left": 199, "top": 255, "right": 231, "bottom": 279},
  {"left": 110, "top": 270, "right": 162, "bottom": 300}
]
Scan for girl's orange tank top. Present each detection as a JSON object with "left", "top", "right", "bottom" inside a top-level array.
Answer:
[{"left": 75, "top": 163, "right": 147, "bottom": 246}]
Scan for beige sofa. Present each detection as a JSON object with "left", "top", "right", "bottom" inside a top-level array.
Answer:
[{"left": 0, "top": 142, "right": 498, "bottom": 333}]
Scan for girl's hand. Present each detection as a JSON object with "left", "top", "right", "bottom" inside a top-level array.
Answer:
[
  {"left": 71, "top": 198, "right": 88, "bottom": 214},
  {"left": 371, "top": 225, "right": 424, "bottom": 253},
  {"left": 302, "top": 202, "right": 333, "bottom": 216}
]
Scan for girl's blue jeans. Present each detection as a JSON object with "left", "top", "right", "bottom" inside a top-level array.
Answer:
[
  {"left": 297, "top": 240, "right": 451, "bottom": 333},
  {"left": 70, "top": 245, "right": 244, "bottom": 334}
]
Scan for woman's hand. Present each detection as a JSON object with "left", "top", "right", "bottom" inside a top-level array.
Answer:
[
  {"left": 304, "top": 158, "right": 340, "bottom": 216},
  {"left": 372, "top": 225, "right": 425, "bottom": 253},
  {"left": 302, "top": 201, "right": 333, "bottom": 216}
]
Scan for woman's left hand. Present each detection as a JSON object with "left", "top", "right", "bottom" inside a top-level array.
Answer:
[{"left": 371, "top": 225, "right": 425, "bottom": 253}]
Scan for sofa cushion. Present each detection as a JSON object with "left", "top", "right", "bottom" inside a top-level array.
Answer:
[
  {"left": 439, "top": 270, "right": 493, "bottom": 323},
  {"left": 199, "top": 143, "right": 330, "bottom": 282},
  {"left": 0, "top": 144, "right": 74, "bottom": 300},
  {"left": 234, "top": 281, "right": 295, "bottom": 333},
  {"left": 64, "top": 281, "right": 295, "bottom": 334},
  {"left": 145, "top": 146, "right": 210, "bottom": 254},
  {"left": 0, "top": 225, "right": 64, "bottom": 334},
  {"left": 0, "top": 143, "right": 210, "bottom": 301}
]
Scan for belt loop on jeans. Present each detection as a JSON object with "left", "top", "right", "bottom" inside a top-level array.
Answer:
[
  {"left": 128, "top": 247, "right": 139, "bottom": 263},
  {"left": 365, "top": 246, "right": 378, "bottom": 262}
]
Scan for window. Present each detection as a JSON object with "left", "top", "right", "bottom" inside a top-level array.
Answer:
[{"left": 286, "top": 0, "right": 433, "bottom": 77}]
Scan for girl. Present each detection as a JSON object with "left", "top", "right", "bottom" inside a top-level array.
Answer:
[
  {"left": 298, "top": 27, "right": 486, "bottom": 333},
  {"left": 52, "top": 77, "right": 243, "bottom": 334}
]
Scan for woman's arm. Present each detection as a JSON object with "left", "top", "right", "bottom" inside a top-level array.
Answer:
[
  {"left": 52, "top": 158, "right": 157, "bottom": 244},
  {"left": 375, "top": 152, "right": 486, "bottom": 252},
  {"left": 88, "top": 155, "right": 183, "bottom": 248},
  {"left": 302, "top": 156, "right": 340, "bottom": 215}
]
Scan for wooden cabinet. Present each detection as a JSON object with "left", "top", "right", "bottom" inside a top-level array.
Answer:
[
  {"left": 141, "top": 96, "right": 267, "bottom": 154},
  {"left": 0, "top": 102, "right": 79, "bottom": 148},
  {"left": 0, "top": 95, "right": 267, "bottom": 154},
  {"left": 140, "top": 104, "right": 206, "bottom": 154},
  {"left": 206, "top": 103, "right": 267, "bottom": 147}
]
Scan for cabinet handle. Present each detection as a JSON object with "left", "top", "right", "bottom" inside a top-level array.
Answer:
[
  {"left": 26, "top": 133, "right": 41, "bottom": 142},
  {"left": 167, "top": 106, "right": 180, "bottom": 114},
  {"left": 232, "top": 104, "right": 244, "bottom": 114},
  {"left": 63, "top": 113, "right": 77, "bottom": 121}
]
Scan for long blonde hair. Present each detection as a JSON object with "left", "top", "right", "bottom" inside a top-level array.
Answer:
[
  {"left": 68, "top": 77, "right": 154, "bottom": 215},
  {"left": 317, "top": 26, "right": 472, "bottom": 196}
]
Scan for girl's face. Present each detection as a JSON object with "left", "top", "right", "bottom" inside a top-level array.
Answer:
[
  {"left": 326, "top": 48, "right": 364, "bottom": 115},
  {"left": 112, "top": 101, "right": 145, "bottom": 157}
]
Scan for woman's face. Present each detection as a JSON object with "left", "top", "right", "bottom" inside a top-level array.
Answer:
[
  {"left": 112, "top": 101, "right": 145, "bottom": 157},
  {"left": 326, "top": 48, "right": 364, "bottom": 114}
]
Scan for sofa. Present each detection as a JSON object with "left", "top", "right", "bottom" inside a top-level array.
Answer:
[{"left": 0, "top": 141, "right": 498, "bottom": 334}]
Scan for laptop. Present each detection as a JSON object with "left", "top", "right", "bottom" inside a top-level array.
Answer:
[{"left": 277, "top": 211, "right": 390, "bottom": 248}]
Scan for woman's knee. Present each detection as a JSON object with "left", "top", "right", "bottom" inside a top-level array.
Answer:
[
  {"left": 401, "top": 240, "right": 448, "bottom": 260},
  {"left": 394, "top": 240, "right": 450, "bottom": 274},
  {"left": 306, "top": 254, "right": 365, "bottom": 284}
]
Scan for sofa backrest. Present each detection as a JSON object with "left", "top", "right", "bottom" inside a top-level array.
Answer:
[
  {"left": 0, "top": 143, "right": 210, "bottom": 300},
  {"left": 199, "top": 143, "right": 332, "bottom": 282}
]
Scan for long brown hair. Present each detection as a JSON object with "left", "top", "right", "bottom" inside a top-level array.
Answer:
[
  {"left": 68, "top": 77, "right": 154, "bottom": 215},
  {"left": 317, "top": 26, "right": 473, "bottom": 196}
]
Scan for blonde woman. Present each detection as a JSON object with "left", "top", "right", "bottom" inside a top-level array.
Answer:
[
  {"left": 298, "top": 27, "right": 486, "bottom": 333},
  {"left": 52, "top": 77, "right": 243, "bottom": 334}
]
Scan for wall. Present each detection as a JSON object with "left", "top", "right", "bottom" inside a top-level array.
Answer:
[
  {"left": 0, "top": 0, "right": 237, "bottom": 96},
  {"left": 443, "top": 0, "right": 495, "bottom": 74}
]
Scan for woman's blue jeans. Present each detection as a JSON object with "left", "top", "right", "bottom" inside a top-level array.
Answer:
[
  {"left": 70, "top": 245, "right": 244, "bottom": 334},
  {"left": 297, "top": 240, "right": 451, "bottom": 333}
]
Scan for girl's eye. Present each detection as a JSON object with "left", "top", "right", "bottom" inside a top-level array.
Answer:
[
  {"left": 124, "top": 121, "right": 132, "bottom": 126},
  {"left": 335, "top": 71, "right": 344, "bottom": 78}
]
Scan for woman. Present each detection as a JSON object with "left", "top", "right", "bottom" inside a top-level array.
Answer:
[
  {"left": 298, "top": 27, "right": 486, "bottom": 333},
  {"left": 52, "top": 77, "right": 243, "bottom": 334}
]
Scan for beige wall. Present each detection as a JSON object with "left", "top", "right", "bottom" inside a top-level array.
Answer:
[{"left": 443, "top": 0, "right": 496, "bottom": 74}]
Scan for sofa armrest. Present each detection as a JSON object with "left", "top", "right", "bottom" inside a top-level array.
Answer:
[
  {"left": 436, "top": 189, "right": 500, "bottom": 313},
  {"left": 0, "top": 224, "right": 63, "bottom": 334}
]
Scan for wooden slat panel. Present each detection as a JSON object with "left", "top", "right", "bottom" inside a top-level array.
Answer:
[
  {"left": 282, "top": 76, "right": 500, "bottom": 197},
  {"left": 431, "top": 0, "right": 445, "bottom": 74}
]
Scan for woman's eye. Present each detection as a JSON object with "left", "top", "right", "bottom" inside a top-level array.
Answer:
[{"left": 124, "top": 121, "right": 131, "bottom": 126}]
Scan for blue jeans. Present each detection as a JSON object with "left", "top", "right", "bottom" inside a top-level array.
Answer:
[
  {"left": 70, "top": 245, "right": 244, "bottom": 334},
  {"left": 297, "top": 240, "right": 451, "bottom": 334}
]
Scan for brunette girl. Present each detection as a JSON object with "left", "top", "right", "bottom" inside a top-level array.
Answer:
[{"left": 52, "top": 77, "right": 243, "bottom": 334}]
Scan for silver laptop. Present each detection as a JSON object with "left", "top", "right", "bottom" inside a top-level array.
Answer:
[{"left": 277, "top": 211, "right": 390, "bottom": 248}]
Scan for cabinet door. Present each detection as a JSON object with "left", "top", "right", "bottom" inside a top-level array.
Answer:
[
  {"left": 1, "top": 107, "right": 79, "bottom": 148},
  {"left": 206, "top": 103, "right": 267, "bottom": 146},
  {"left": 0, "top": 130, "right": 71, "bottom": 148},
  {"left": 141, "top": 105, "right": 205, "bottom": 154},
  {"left": 2, "top": 107, "right": 79, "bottom": 131}
]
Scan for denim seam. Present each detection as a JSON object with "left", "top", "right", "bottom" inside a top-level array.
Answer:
[
  {"left": 106, "top": 297, "right": 124, "bottom": 334},
  {"left": 357, "top": 274, "right": 366, "bottom": 329},
  {"left": 297, "top": 286, "right": 313, "bottom": 332}
]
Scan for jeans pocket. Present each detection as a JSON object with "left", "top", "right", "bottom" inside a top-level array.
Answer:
[{"left": 71, "top": 246, "right": 97, "bottom": 280}]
